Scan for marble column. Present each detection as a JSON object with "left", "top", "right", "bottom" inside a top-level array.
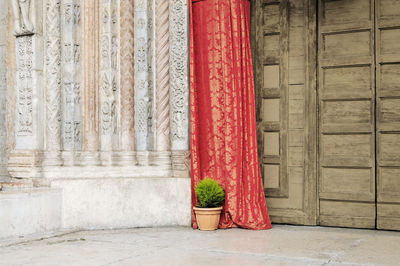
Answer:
[
  {"left": 154, "top": 0, "right": 171, "bottom": 168},
  {"left": 169, "top": 0, "right": 190, "bottom": 177},
  {"left": 61, "top": 0, "right": 82, "bottom": 165},
  {"left": 118, "top": 0, "right": 136, "bottom": 166},
  {"left": 134, "top": 0, "right": 153, "bottom": 165},
  {"left": 99, "top": 0, "right": 119, "bottom": 165},
  {"left": 43, "top": 0, "right": 63, "bottom": 166},
  {"left": 81, "top": 0, "right": 100, "bottom": 165}
]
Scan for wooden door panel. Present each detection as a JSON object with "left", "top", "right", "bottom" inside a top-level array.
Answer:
[
  {"left": 318, "top": 0, "right": 376, "bottom": 229},
  {"left": 320, "top": 0, "right": 371, "bottom": 25},
  {"left": 320, "top": 168, "right": 374, "bottom": 202},
  {"left": 376, "top": 0, "right": 400, "bottom": 230},
  {"left": 259, "top": 0, "right": 288, "bottom": 198},
  {"left": 252, "top": 0, "right": 317, "bottom": 225},
  {"left": 321, "top": 66, "right": 372, "bottom": 100},
  {"left": 320, "top": 201, "right": 375, "bottom": 229}
]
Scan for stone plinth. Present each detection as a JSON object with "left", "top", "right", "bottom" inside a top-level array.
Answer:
[
  {"left": 0, "top": 188, "right": 62, "bottom": 239},
  {"left": 51, "top": 177, "right": 191, "bottom": 229}
]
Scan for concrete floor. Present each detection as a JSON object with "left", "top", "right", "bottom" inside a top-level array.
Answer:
[{"left": 0, "top": 225, "right": 399, "bottom": 266}]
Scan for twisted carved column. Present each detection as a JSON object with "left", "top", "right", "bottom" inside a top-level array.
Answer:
[
  {"left": 117, "top": 0, "right": 136, "bottom": 165},
  {"left": 120, "top": 0, "right": 135, "bottom": 150},
  {"left": 154, "top": 0, "right": 171, "bottom": 167}
]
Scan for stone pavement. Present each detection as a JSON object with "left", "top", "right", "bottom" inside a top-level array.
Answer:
[{"left": 0, "top": 225, "right": 399, "bottom": 266}]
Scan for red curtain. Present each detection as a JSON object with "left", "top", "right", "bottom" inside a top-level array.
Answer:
[{"left": 190, "top": 0, "right": 272, "bottom": 230}]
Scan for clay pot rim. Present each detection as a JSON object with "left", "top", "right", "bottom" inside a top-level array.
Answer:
[{"left": 193, "top": 206, "right": 223, "bottom": 211}]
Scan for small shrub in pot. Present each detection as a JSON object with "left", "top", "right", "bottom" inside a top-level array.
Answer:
[{"left": 193, "top": 178, "right": 225, "bottom": 230}]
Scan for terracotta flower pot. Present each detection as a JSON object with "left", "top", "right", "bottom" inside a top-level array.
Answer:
[{"left": 193, "top": 206, "right": 223, "bottom": 231}]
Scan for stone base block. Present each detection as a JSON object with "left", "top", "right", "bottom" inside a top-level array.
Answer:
[
  {"left": 50, "top": 177, "right": 191, "bottom": 230},
  {"left": 0, "top": 188, "right": 62, "bottom": 239}
]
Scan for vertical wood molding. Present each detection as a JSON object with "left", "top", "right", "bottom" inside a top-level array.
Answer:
[
  {"left": 82, "top": 0, "right": 100, "bottom": 164},
  {"left": 120, "top": 0, "right": 135, "bottom": 152},
  {"left": 304, "top": 0, "right": 317, "bottom": 225},
  {"left": 44, "top": 0, "right": 62, "bottom": 165}
]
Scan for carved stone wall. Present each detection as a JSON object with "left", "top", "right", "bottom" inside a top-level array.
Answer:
[
  {"left": 4, "top": 0, "right": 190, "bottom": 179},
  {"left": 1, "top": 0, "right": 192, "bottom": 234}
]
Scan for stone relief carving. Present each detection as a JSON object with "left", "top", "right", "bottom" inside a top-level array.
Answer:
[
  {"left": 134, "top": 0, "right": 152, "bottom": 151},
  {"left": 169, "top": 0, "right": 189, "bottom": 149},
  {"left": 99, "top": 0, "right": 119, "bottom": 151},
  {"left": 62, "top": 1, "right": 82, "bottom": 151},
  {"left": 6, "top": 0, "right": 191, "bottom": 174},
  {"left": 16, "top": 36, "right": 33, "bottom": 135},
  {"left": 45, "top": 0, "right": 62, "bottom": 153},
  {"left": 11, "top": 0, "right": 34, "bottom": 36}
]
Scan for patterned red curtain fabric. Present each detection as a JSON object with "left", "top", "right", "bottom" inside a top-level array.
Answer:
[{"left": 190, "top": 0, "right": 272, "bottom": 229}]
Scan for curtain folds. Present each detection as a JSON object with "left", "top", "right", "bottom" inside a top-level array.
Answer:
[{"left": 190, "top": 0, "right": 272, "bottom": 230}]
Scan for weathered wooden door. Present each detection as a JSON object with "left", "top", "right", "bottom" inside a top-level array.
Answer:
[
  {"left": 318, "top": 0, "right": 400, "bottom": 230},
  {"left": 252, "top": 0, "right": 317, "bottom": 225},
  {"left": 375, "top": 0, "right": 400, "bottom": 230},
  {"left": 254, "top": 0, "right": 400, "bottom": 230},
  {"left": 318, "top": 0, "right": 376, "bottom": 228}
]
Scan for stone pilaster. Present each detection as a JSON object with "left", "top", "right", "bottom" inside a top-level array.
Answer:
[
  {"left": 8, "top": 0, "right": 45, "bottom": 178},
  {"left": 169, "top": 0, "right": 189, "bottom": 177},
  {"left": 99, "top": 0, "right": 119, "bottom": 165},
  {"left": 81, "top": 0, "right": 100, "bottom": 165},
  {"left": 0, "top": 0, "right": 7, "bottom": 179},
  {"left": 43, "top": 0, "right": 62, "bottom": 166},
  {"left": 61, "top": 0, "right": 82, "bottom": 164},
  {"left": 117, "top": 0, "right": 136, "bottom": 166},
  {"left": 5, "top": 2, "right": 16, "bottom": 179},
  {"left": 134, "top": 0, "right": 153, "bottom": 165}
]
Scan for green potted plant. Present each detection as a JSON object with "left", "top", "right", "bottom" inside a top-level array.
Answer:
[{"left": 193, "top": 178, "right": 225, "bottom": 231}]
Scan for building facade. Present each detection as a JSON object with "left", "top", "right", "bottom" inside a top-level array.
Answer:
[
  {"left": 1, "top": 0, "right": 400, "bottom": 239},
  {"left": 0, "top": 0, "right": 191, "bottom": 239}
]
